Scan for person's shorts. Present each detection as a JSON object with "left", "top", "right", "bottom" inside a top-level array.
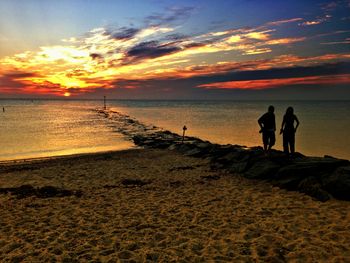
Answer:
[{"left": 263, "top": 131, "right": 275, "bottom": 146}]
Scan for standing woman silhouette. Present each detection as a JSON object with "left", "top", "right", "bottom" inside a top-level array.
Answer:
[{"left": 280, "top": 107, "right": 300, "bottom": 155}]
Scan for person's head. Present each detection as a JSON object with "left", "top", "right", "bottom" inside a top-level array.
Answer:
[
  {"left": 268, "top": 105, "right": 274, "bottom": 113},
  {"left": 286, "top": 106, "right": 294, "bottom": 115}
]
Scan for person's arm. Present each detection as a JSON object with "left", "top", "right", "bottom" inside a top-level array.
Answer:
[
  {"left": 294, "top": 115, "right": 300, "bottom": 132},
  {"left": 280, "top": 116, "right": 285, "bottom": 134},
  {"left": 258, "top": 115, "right": 264, "bottom": 132}
]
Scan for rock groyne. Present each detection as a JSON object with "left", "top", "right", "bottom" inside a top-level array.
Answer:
[{"left": 98, "top": 109, "right": 350, "bottom": 202}]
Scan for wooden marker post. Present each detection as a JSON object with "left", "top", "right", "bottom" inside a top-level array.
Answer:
[
  {"left": 103, "top": 96, "right": 106, "bottom": 110},
  {"left": 182, "top": 125, "right": 187, "bottom": 143}
]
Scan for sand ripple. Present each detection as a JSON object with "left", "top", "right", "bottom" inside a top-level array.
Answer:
[{"left": 0, "top": 149, "right": 349, "bottom": 262}]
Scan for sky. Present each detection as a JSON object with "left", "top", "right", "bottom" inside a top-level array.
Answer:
[{"left": 0, "top": 0, "right": 349, "bottom": 99}]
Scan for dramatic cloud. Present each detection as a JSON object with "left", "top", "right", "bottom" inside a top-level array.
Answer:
[
  {"left": 0, "top": 3, "right": 349, "bottom": 98},
  {"left": 89, "top": 53, "right": 104, "bottom": 60},
  {"left": 83, "top": 63, "right": 350, "bottom": 100},
  {"left": 145, "top": 6, "right": 195, "bottom": 26},
  {"left": 198, "top": 75, "right": 350, "bottom": 90},
  {"left": 164, "top": 33, "right": 189, "bottom": 41},
  {"left": 2, "top": 72, "right": 39, "bottom": 79},
  {"left": 107, "top": 27, "right": 140, "bottom": 41},
  {"left": 243, "top": 48, "right": 272, "bottom": 55},
  {"left": 264, "top": 37, "right": 306, "bottom": 45},
  {"left": 0, "top": 72, "right": 68, "bottom": 96},
  {"left": 125, "top": 41, "right": 181, "bottom": 63}
]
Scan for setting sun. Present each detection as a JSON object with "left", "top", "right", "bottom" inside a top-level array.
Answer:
[{"left": 63, "top": 92, "right": 71, "bottom": 97}]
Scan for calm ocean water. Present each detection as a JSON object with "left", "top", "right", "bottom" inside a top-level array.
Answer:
[
  {"left": 0, "top": 100, "right": 133, "bottom": 161},
  {"left": 0, "top": 99, "right": 349, "bottom": 161}
]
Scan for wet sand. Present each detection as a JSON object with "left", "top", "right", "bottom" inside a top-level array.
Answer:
[{"left": 0, "top": 148, "right": 349, "bottom": 262}]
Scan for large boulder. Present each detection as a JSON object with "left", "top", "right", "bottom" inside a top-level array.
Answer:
[
  {"left": 268, "top": 150, "right": 301, "bottom": 165},
  {"left": 185, "top": 141, "right": 215, "bottom": 158},
  {"left": 271, "top": 173, "right": 306, "bottom": 190},
  {"left": 244, "top": 161, "right": 281, "bottom": 180},
  {"left": 298, "top": 177, "right": 330, "bottom": 202},
  {"left": 209, "top": 145, "right": 240, "bottom": 160},
  {"left": 281, "top": 157, "right": 348, "bottom": 176},
  {"left": 216, "top": 150, "right": 249, "bottom": 166},
  {"left": 132, "top": 135, "right": 146, "bottom": 145},
  {"left": 227, "top": 161, "right": 249, "bottom": 174},
  {"left": 272, "top": 157, "right": 349, "bottom": 190},
  {"left": 146, "top": 139, "right": 173, "bottom": 149},
  {"left": 323, "top": 166, "right": 350, "bottom": 201}
]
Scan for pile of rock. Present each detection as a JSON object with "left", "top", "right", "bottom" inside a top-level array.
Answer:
[
  {"left": 132, "top": 133, "right": 350, "bottom": 202},
  {"left": 98, "top": 109, "right": 350, "bottom": 202}
]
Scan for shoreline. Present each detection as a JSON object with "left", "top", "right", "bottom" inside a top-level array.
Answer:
[
  {"left": 0, "top": 148, "right": 139, "bottom": 165},
  {"left": 2, "top": 108, "right": 349, "bottom": 202},
  {"left": 2, "top": 103, "right": 349, "bottom": 161}
]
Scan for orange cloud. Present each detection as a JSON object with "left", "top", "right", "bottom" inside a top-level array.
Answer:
[
  {"left": 264, "top": 37, "right": 306, "bottom": 45},
  {"left": 245, "top": 30, "right": 274, "bottom": 40},
  {"left": 198, "top": 74, "right": 350, "bottom": 90},
  {"left": 144, "top": 53, "right": 350, "bottom": 79},
  {"left": 299, "top": 15, "right": 332, "bottom": 26},
  {"left": 301, "top": 21, "right": 322, "bottom": 26},
  {"left": 266, "top": 18, "right": 303, "bottom": 26},
  {"left": 243, "top": 48, "right": 272, "bottom": 55},
  {"left": 0, "top": 16, "right": 348, "bottom": 97}
]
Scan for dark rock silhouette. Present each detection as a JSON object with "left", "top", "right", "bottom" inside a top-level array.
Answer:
[
  {"left": 0, "top": 185, "right": 82, "bottom": 199},
  {"left": 98, "top": 109, "right": 350, "bottom": 202},
  {"left": 323, "top": 166, "right": 350, "bottom": 201}
]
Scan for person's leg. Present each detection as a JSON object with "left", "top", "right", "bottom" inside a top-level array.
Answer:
[
  {"left": 283, "top": 133, "right": 289, "bottom": 154},
  {"left": 268, "top": 132, "right": 275, "bottom": 150},
  {"left": 263, "top": 132, "right": 268, "bottom": 151},
  {"left": 290, "top": 133, "right": 295, "bottom": 154}
]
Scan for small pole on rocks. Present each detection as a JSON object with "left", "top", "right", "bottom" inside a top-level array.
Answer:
[
  {"left": 182, "top": 125, "right": 187, "bottom": 143},
  {"left": 103, "top": 96, "right": 106, "bottom": 110}
]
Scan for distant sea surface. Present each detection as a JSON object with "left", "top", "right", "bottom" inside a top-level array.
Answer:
[
  {"left": 1, "top": 100, "right": 349, "bottom": 161},
  {"left": 0, "top": 100, "right": 133, "bottom": 161}
]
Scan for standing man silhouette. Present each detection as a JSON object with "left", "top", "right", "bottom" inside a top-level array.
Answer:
[
  {"left": 280, "top": 107, "right": 300, "bottom": 156},
  {"left": 258, "top": 105, "right": 276, "bottom": 152}
]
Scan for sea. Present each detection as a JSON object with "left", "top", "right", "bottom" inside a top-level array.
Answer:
[{"left": 0, "top": 99, "right": 349, "bottom": 161}]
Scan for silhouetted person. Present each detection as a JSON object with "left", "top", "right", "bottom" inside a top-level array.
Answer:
[
  {"left": 258, "top": 105, "right": 276, "bottom": 152},
  {"left": 280, "top": 107, "right": 300, "bottom": 156}
]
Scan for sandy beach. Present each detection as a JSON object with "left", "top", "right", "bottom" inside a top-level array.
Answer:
[{"left": 0, "top": 148, "right": 349, "bottom": 262}]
